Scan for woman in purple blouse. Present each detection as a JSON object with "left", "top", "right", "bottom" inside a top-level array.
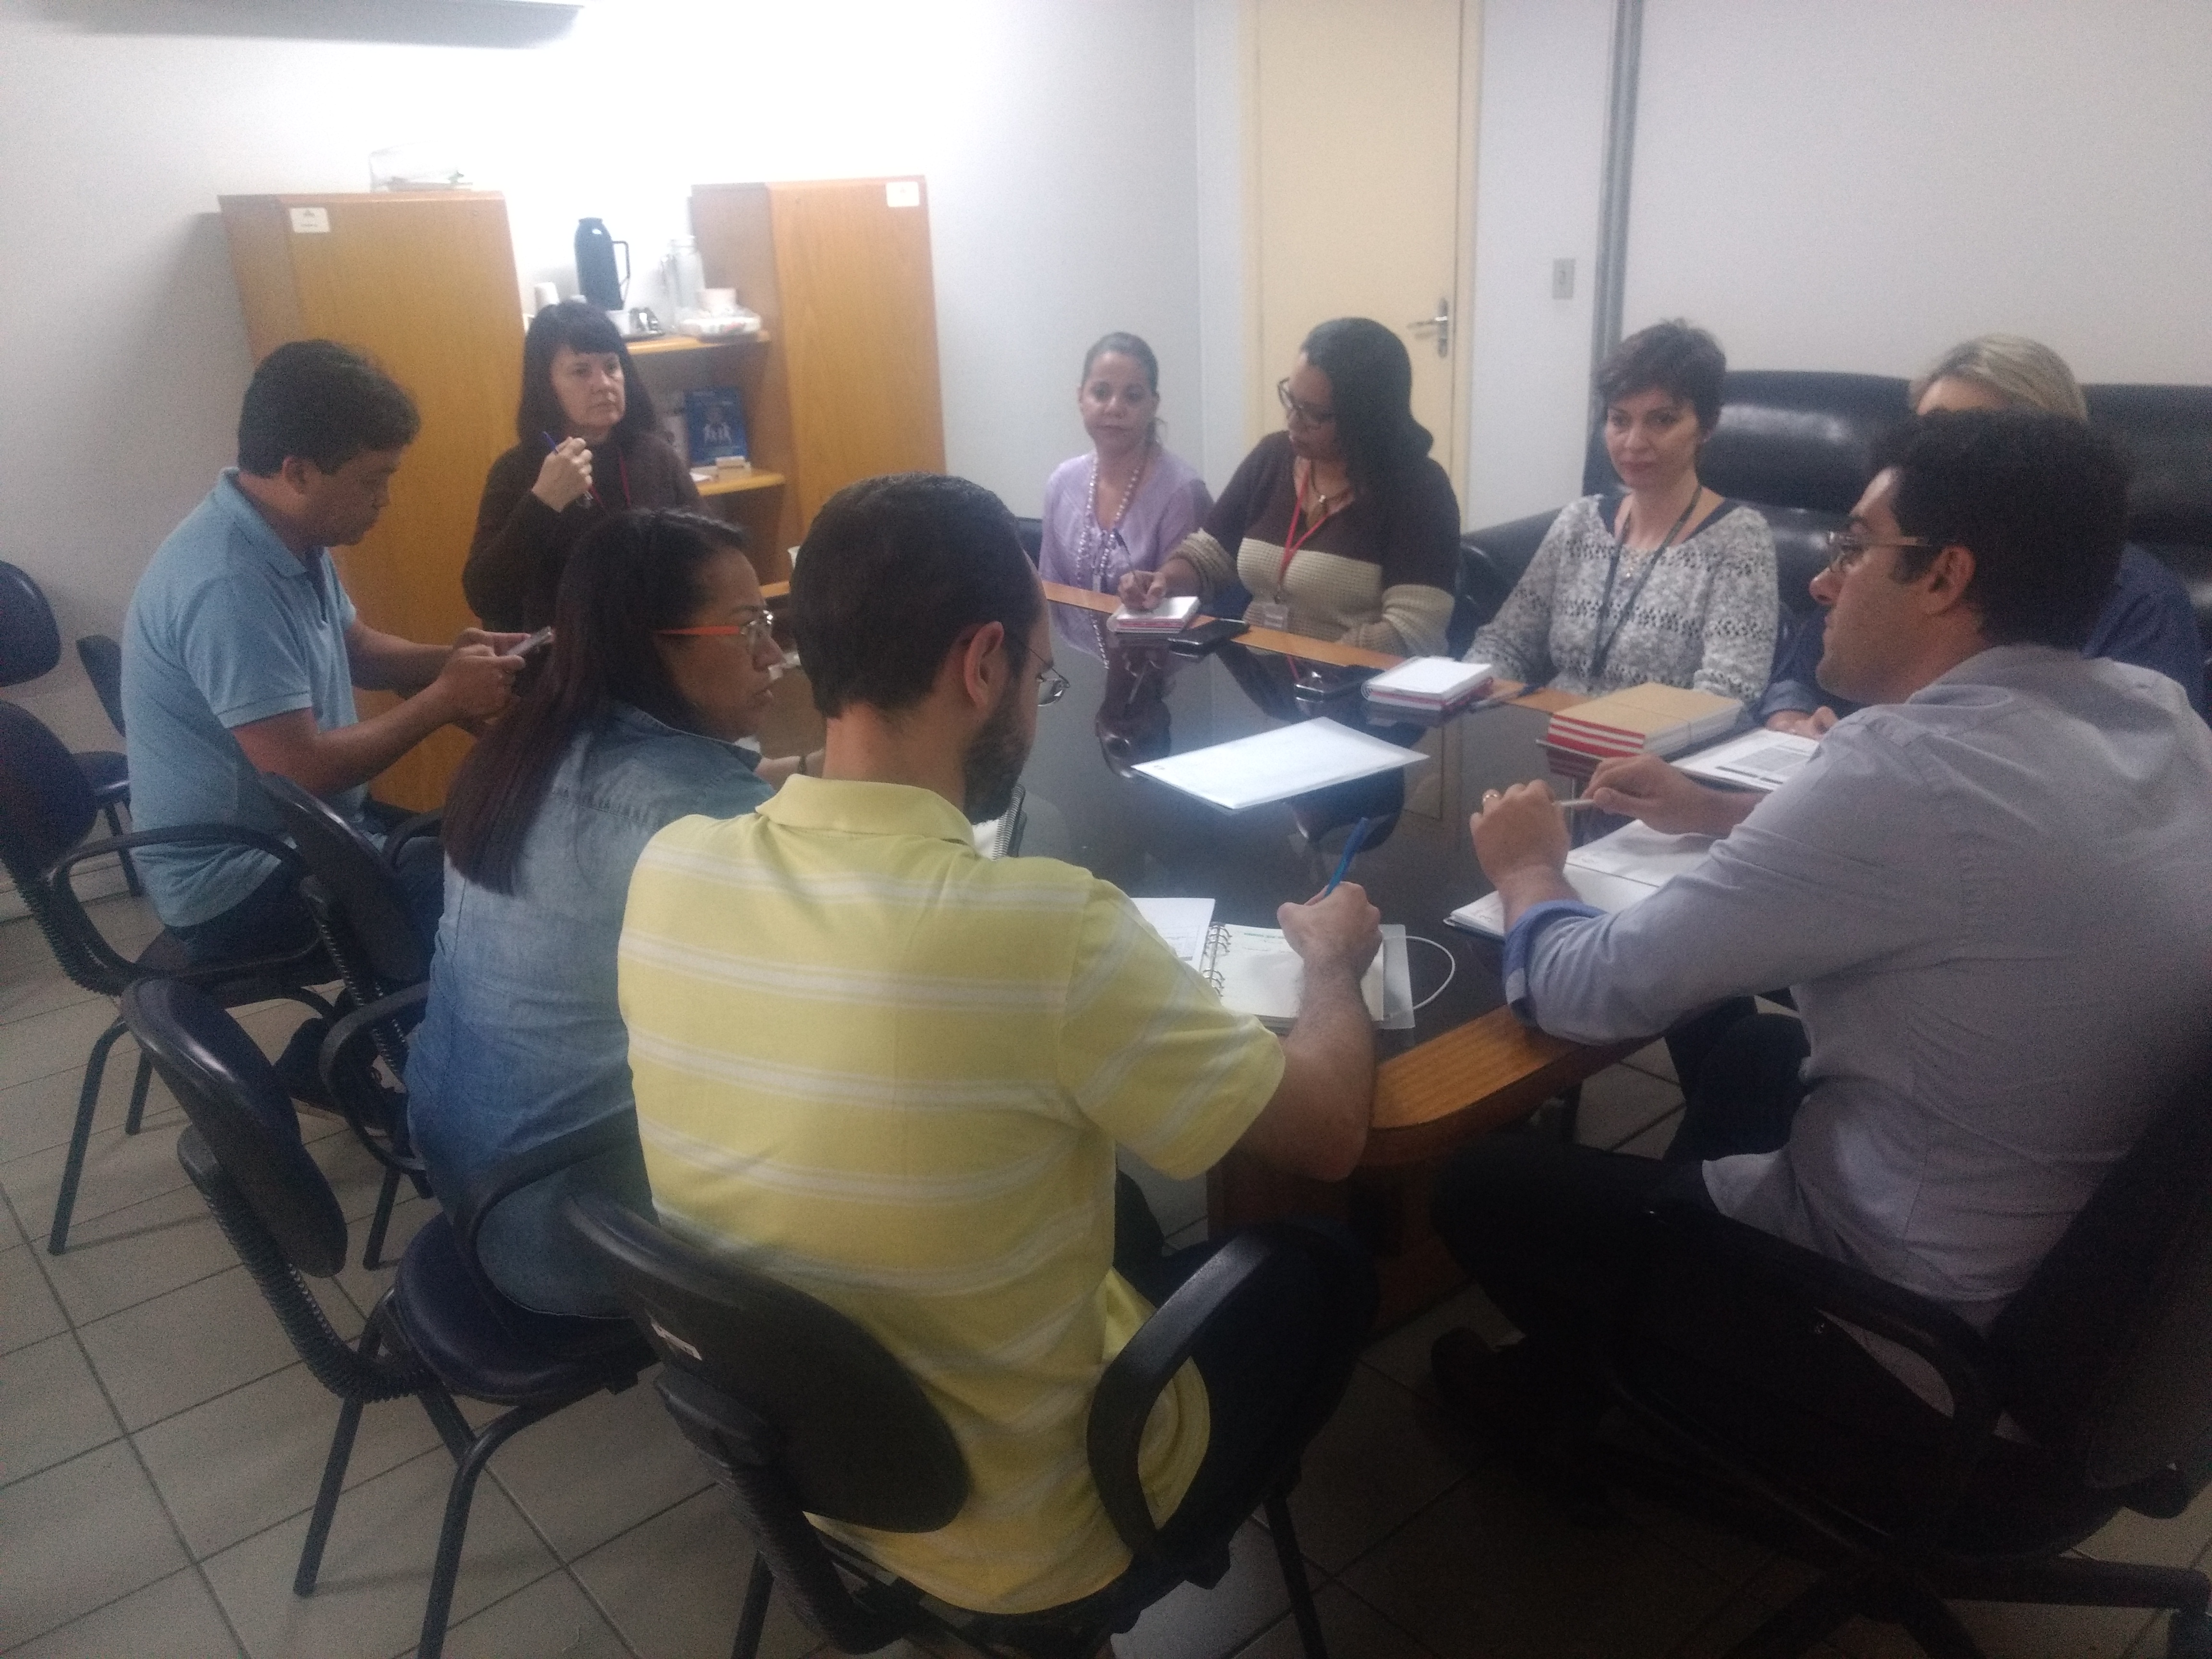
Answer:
[{"left": 1038, "top": 333, "right": 1212, "bottom": 598}]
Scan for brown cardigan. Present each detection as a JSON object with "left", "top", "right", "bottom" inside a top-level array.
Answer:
[{"left": 462, "top": 432, "right": 700, "bottom": 631}]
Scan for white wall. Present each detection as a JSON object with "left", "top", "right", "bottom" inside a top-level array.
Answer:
[
  {"left": 0, "top": 0, "right": 1203, "bottom": 749},
  {"left": 1461, "top": 0, "right": 1615, "bottom": 528},
  {"left": 1626, "top": 0, "right": 2212, "bottom": 383}
]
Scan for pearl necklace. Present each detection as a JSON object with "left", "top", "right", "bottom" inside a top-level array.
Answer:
[{"left": 1076, "top": 440, "right": 1153, "bottom": 591}]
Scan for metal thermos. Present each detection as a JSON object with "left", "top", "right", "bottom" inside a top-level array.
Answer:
[{"left": 574, "top": 218, "right": 628, "bottom": 309}]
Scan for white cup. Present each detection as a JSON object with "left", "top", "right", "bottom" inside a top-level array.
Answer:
[
  {"left": 700, "top": 287, "right": 738, "bottom": 314},
  {"left": 531, "top": 281, "right": 561, "bottom": 311}
]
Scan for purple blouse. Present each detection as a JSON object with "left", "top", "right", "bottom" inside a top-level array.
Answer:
[{"left": 1037, "top": 446, "right": 1213, "bottom": 594}]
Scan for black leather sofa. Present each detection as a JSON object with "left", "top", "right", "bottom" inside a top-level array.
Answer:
[{"left": 1449, "top": 371, "right": 2212, "bottom": 664}]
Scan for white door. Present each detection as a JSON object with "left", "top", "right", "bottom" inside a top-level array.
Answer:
[{"left": 1248, "top": 0, "right": 1477, "bottom": 500}]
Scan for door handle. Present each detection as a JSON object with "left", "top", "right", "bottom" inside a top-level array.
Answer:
[{"left": 1406, "top": 299, "right": 1451, "bottom": 358}]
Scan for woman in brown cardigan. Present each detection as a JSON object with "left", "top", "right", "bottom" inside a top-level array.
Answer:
[{"left": 464, "top": 301, "right": 698, "bottom": 631}]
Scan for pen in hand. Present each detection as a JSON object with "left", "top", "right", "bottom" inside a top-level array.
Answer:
[
  {"left": 1322, "top": 816, "right": 1375, "bottom": 896},
  {"left": 542, "top": 431, "right": 601, "bottom": 509}
]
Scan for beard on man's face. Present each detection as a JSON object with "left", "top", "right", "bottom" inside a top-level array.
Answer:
[{"left": 962, "top": 674, "right": 1032, "bottom": 825}]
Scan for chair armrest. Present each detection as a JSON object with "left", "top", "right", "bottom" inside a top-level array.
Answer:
[
  {"left": 46, "top": 824, "right": 310, "bottom": 984},
  {"left": 317, "top": 983, "right": 428, "bottom": 1167},
  {"left": 1622, "top": 1202, "right": 2002, "bottom": 1529},
  {"left": 453, "top": 1112, "right": 650, "bottom": 1269},
  {"left": 1087, "top": 1232, "right": 1279, "bottom": 1562},
  {"left": 381, "top": 809, "right": 442, "bottom": 868}
]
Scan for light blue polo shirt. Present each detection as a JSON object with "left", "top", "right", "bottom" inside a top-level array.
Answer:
[{"left": 122, "top": 471, "right": 366, "bottom": 927}]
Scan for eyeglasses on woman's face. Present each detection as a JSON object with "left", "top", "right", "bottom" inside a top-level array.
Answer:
[
  {"left": 656, "top": 611, "right": 780, "bottom": 656},
  {"left": 1007, "top": 637, "right": 1069, "bottom": 705},
  {"left": 1276, "top": 379, "right": 1336, "bottom": 429},
  {"left": 1823, "top": 528, "right": 1940, "bottom": 578}
]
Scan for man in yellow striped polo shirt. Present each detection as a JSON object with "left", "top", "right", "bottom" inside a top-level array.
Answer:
[{"left": 620, "top": 473, "right": 1381, "bottom": 1616}]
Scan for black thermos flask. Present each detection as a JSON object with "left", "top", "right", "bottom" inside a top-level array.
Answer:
[{"left": 574, "top": 218, "right": 628, "bottom": 309}]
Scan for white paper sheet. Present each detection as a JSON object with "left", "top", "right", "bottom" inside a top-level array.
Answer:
[
  {"left": 1676, "top": 729, "right": 1820, "bottom": 792},
  {"left": 1445, "top": 821, "right": 1716, "bottom": 940},
  {"left": 1132, "top": 721, "right": 1429, "bottom": 812},
  {"left": 1130, "top": 897, "right": 1216, "bottom": 971}
]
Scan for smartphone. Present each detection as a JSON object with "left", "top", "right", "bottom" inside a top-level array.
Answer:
[
  {"left": 516, "top": 626, "right": 554, "bottom": 659},
  {"left": 1166, "top": 617, "right": 1250, "bottom": 656}
]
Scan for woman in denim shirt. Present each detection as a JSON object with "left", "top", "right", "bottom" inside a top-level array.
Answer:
[{"left": 408, "top": 509, "right": 811, "bottom": 1313}]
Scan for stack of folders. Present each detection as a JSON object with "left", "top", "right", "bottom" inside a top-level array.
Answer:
[
  {"left": 1108, "top": 596, "right": 1200, "bottom": 635},
  {"left": 1360, "top": 657, "right": 1495, "bottom": 714},
  {"left": 1542, "top": 682, "right": 1742, "bottom": 780}
]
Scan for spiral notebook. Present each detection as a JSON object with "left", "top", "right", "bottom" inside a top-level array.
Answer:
[{"left": 1130, "top": 899, "right": 1400, "bottom": 1030}]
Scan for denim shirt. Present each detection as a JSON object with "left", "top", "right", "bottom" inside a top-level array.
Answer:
[{"left": 407, "top": 703, "right": 770, "bottom": 1311}]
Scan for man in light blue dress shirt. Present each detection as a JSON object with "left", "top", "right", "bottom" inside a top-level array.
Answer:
[
  {"left": 1431, "top": 409, "right": 2212, "bottom": 1450},
  {"left": 124, "top": 340, "right": 526, "bottom": 965}
]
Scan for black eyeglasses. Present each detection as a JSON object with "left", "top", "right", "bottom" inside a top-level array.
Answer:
[
  {"left": 1825, "top": 528, "right": 1939, "bottom": 577},
  {"left": 1275, "top": 380, "right": 1336, "bottom": 427},
  {"left": 1008, "top": 637, "right": 1069, "bottom": 705}
]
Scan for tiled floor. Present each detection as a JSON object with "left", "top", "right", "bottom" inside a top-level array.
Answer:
[{"left": 6, "top": 895, "right": 2212, "bottom": 1658}]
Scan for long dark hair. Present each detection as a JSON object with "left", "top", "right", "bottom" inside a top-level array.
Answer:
[
  {"left": 514, "top": 300, "right": 660, "bottom": 450},
  {"left": 1299, "top": 318, "right": 1433, "bottom": 499},
  {"left": 443, "top": 509, "right": 746, "bottom": 893}
]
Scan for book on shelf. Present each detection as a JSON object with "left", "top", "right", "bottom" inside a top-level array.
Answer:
[
  {"left": 684, "top": 386, "right": 748, "bottom": 465},
  {"left": 1541, "top": 682, "right": 1742, "bottom": 778},
  {"left": 1108, "top": 597, "right": 1200, "bottom": 634},
  {"left": 1361, "top": 656, "right": 1494, "bottom": 712}
]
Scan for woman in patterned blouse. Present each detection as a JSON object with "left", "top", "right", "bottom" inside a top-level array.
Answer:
[{"left": 1469, "top": 321, "right": 1777, "bottom": 705}]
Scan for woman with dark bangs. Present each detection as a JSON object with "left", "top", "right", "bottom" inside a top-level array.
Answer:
[{"left": 464, "top": 300, "right": 700, "bottom": 631}]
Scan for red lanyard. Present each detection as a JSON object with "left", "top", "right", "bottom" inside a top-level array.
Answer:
[{"left": 1278, "top": 463, "right": 1341, "bottom": 589}]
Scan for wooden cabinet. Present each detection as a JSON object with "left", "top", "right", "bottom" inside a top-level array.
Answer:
[
  {"left": 683, "top": 178, "right": 946, "bottom": 580},
  {"left": 219, "top": 190, "right": 524, "bottom": 811}
]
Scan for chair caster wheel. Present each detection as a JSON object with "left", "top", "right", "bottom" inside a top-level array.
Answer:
[{"left": 2168, "top": 1609, "right": 2212, "bottom": 1659}]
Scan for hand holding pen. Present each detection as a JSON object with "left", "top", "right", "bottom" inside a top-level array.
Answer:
[{"left": 533, "top": 433, "right": 599, "bottom": 512}]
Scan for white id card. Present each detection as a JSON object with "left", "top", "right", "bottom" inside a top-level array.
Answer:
[{"left": 1247, "top": 600, "right": 1291, "bottom": 631}]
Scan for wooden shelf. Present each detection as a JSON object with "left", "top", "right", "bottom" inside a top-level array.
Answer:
[
  {"left": 627, "top": 331, "right": 770, "bottom": 357},
  {"left": 694, "top": 469, "right": 785, "bottom": 497}
]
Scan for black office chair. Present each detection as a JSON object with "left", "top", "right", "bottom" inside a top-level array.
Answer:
[
  {"left": 569, "top": 1195, "right": 1358, "bottom": 1659},
  {"left": 0, "top": 702, "right": 333, "bottom": 1251},
  {"left": 1599, "top": 1070, "right": 2212, "bottom": 1659},
  {"left": 260, "top": 773, "right": 438, "bottom": 1267},
  {"left": 0, "top": 560, "right": 139, "bottom": 892},
  {"left": 123, "top": 978, "right": 651, "bottom": 1659},
  {"left": 76, "top": 633, "right": 126, "bottom": 738}
]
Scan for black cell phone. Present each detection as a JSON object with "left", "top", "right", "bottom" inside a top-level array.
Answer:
[{"left": 1166, "top": 617, "right": 1250, "bottom": 656}]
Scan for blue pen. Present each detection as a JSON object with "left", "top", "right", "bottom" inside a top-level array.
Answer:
[
  {"left": 542, "top": 431, "right": 600, "bottom": 509},
  {"left": 1322, "top": 816, "right": 1374, "bottom": 896}
]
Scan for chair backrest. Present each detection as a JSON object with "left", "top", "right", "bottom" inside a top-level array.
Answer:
[
  {"left": 0, "top": 560, "right": 62, "bottom": 687},
  {"left": 76, "top": 635, "right": 125, "bottom": 737},
  {"left": 260, "top": 773, "right": 432, "bottom": 991},
  {"left": 0, "top": 700, "right": 99, "bottom": 886},
  {"left": 1990, "top": 1067, "right": 2212, "bottom": 1493},
  {"left": 566, "top": 1193, "right": 967, "bottom": 1532},
  {"left": 122, "top": 978, "right": 349, "bottom": 1277}
]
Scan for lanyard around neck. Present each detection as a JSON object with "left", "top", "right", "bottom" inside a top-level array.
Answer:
[
  {"left": 1278, "top": 462, "right": 1343, "bottom": 589},
  {"left": 1588, "top": 488, "right": 1704, "bottom": 683}
]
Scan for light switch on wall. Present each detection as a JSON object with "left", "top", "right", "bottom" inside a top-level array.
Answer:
[{"left": 1551, "top": 257, "right": 1575, "bottom": 299}]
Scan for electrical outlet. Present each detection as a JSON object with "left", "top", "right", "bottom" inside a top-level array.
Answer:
[
  {"left": 289, "top": 206, "right": 331, "bottom": 234},
  {"left": 1551, "top": 257, "right": 1575, "bottom": 299}
]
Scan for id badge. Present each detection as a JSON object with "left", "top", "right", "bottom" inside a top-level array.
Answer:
[{"left": 1248, "top": 600, "right": 1291, "bottom": 631}]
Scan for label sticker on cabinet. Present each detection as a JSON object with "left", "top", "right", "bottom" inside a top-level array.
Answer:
[
  {"left": 288, "top": 207, "right": 331, "bottom": 234},
  {"left": 885, "top": 180, "right": 921, "bottom": 209}
]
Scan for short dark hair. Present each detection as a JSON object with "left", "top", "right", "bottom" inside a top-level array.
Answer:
[
  {"left": 1595, "top": 320, "right": 1727, "bottom": 433},
  {"left": 237, "top": 340, "right": 420, "bottom": 475},
  {"left": 515, "top": 300, "right": 660, "bottom": 450},
  {"left": 793, "top": 473, "right": 1040, "bottom": 719},
  {"left": 1299, "top": 317, "right": 1433, "bottom": 498},
  {"left": 1878, "top": 408, "right": 2130, "bottom": 651},
  {"left": 443, "top": 508, "right": 747, "bottom": 894}
]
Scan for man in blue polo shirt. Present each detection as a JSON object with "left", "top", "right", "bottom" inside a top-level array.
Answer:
[{"left": 124, "top": 339, "right": 524, "bottom": 967}]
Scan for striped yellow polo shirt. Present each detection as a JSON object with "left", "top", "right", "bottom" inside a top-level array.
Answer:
[{"left": 617, "top": 776, "right": 1285, "bottom": 1613}]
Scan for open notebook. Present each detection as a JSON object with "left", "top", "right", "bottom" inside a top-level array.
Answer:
[
  {"left": 1446, "top": 820, "right": 1715, "bottom": 940},
  {"left": 1130, "top": 898, "right": 1409, "bottom": 1030}
]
